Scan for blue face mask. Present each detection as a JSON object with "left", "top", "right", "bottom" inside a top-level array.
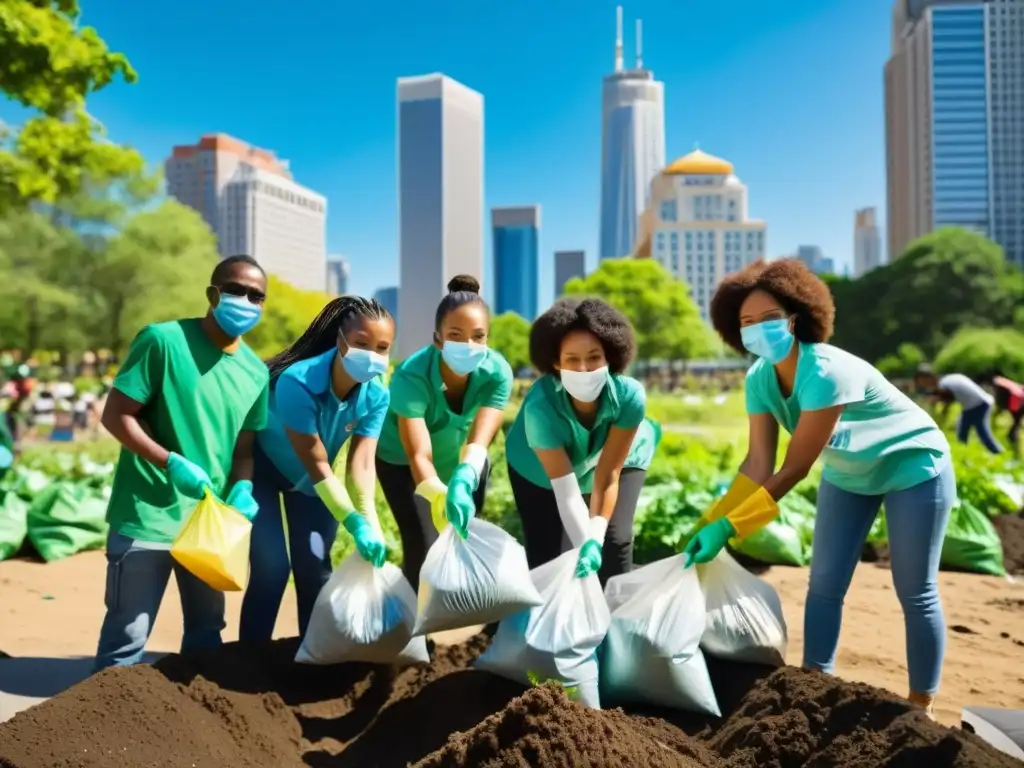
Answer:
[
  {"left": 212, "top": 293, "right": 262, "bottom": 337},
  {"left": 340, "top": 345, "right": 389, "bottom": 383},
  {"left": 740, "top": 318, "right": 795, "bottom": 363},
  {"left": 441, "top": 340, "right": 487, "bottom": 376}
]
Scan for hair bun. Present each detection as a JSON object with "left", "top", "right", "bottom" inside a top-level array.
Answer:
[{"left": 447, "top": 274, "right": 480, "bottom": 294}]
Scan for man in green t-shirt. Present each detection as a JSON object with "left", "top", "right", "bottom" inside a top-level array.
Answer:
[{"left": 94, "top": 255, "right": 271, "bottom": 671}]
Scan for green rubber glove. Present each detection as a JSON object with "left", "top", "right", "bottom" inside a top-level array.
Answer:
[
  {"left": 0, "top": 445, "right": 12, "bottom": 471},
  {"left": 166, "top": 452, "right": 213, "bottom": 500},
  {"left": 575, "top": 539, "right": 603, "bottom": 578},
  {"left": 445, "top": 463, "right": 478, "bottom": 539},
  {"left": 684, "top": 518, "right": 735, "bottom": 568},
  {"left": 342, "top": 512, "right": 387, "bottom": 568},
  {"left": 226, "top": 480, "right": 259, "bottom": 522}
]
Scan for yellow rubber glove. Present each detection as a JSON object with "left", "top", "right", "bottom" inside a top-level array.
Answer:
[
  {"left": 705, "top": 473, "right": 761, "bottom": 524},
  {"left": 314, "top": 475, "right": 356, "bottom": 522},
  {"left": 724, "top": 486, "right": 780, "bottom": 539},
  {"left": 415, "top": 476, "right": 449, "bottom": 533}
]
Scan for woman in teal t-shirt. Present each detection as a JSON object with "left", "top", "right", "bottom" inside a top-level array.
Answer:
[
  {"left": 375, "top": 275, "right": 513, "bottom": 590},
  {"left": 686, "top": 258, "right": 953, "bottom": 718},
  {"left": 505, "top": 297, "right": 659, "bottom": 586}
]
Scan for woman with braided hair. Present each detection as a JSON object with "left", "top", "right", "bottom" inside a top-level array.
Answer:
[{"left": 240, "top": 295, "right": 395, "bottom": 643}]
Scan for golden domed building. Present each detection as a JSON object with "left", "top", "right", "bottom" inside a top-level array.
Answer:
[{"left": 633, "top": 148, "right": 766, "bottom": 321}]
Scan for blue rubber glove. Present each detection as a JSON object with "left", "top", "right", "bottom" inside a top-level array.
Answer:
[
  {"left": 0, "top": 445, "right": 12, "bottom": 470},
  {"left": 342, "top": 511, "right": 387, "bottom": 568},
  {"left": 166, "top": 452, "right": 213, "bottom": 500},
  {"left": 575, "top": 540, "right": 603, "bottom": 578},
  {"left": 445, "top": 462, "right": 478, "bottom": 539},
  {"left": 684, "top": 518, "right": 736, "bottom": 568},
  {"left": 226, "top": 480, "right": 259, "bottom": 522}
]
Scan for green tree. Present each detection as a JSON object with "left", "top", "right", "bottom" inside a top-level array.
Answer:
[
  {"left": 488, "top": 312, "right": 531, "bottom": 373},
  {"left": 0, "top": 0, "right": 143, "bottom": 210},
  {"left": 83, "top": 201, "right": 218, "bottom": 353},
  {"left": 875, "top": 342, "right": 926, "bottom": 380},
  {"left": 563, "top": 258, "right": 717, "bottom": 362},
  {"left": 246, "top": 276, "right": 332, "bottom": 359},
  {"left": 935, "top": 328, "right": 1024, "bottom": 383},
  {"left": 830, "top": 228, "right": 1024, "bottom": 362}
]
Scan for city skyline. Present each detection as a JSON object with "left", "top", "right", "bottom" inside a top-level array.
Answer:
[{"left": 5, "top": 0, "right": 895, "bottom": 301}]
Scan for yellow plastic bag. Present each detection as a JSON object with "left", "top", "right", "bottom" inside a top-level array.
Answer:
[{"left": 171, "top": 489, "right": 251, "bottom": 591}]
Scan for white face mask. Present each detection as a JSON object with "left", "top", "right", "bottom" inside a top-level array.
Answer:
[{"left": 560, "top": 366, "right": 609, "bottom": 403}]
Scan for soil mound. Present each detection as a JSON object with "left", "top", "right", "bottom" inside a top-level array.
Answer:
[
  {"left": 1, "top": 633, "right": 1021, "bottom": 768},
  {"left": 414, "top": 684, "right": 720, "bottom": 767},
  {"left": 708, "top": 666, "right": 1022, "bottom": 768},
  {"left": 994, "top": 511, "right": 1024, "bottom": 575}
]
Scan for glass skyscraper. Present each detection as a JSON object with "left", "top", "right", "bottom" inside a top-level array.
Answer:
[
  {"left": 886, "top": 0, "right": 1024, "bottom": 267},
  {"left": 492, "top": 206, "right": 540, "bottom": 320}
]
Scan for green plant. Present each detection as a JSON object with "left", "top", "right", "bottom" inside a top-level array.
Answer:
[{"left": 526, "top": 670, "right": 580, "bottom": 702}]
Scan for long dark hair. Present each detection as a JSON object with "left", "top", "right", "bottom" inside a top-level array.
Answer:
[
  {"left": 434, "top": 275, "right": 486, "bottom": 332},
  {"left": 266, "top": 296, "right": 391, "bottom": 380}
]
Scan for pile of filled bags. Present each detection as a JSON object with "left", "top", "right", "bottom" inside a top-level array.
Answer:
[{"left": 170, "top": 492, "right": 786, "bottom": 717}]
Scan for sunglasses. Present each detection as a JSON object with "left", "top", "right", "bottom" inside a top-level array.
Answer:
[{"left": 215, "top": 282, "right": 266, "bottom": 305}]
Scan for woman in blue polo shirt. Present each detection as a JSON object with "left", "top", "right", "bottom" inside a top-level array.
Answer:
[
  {"left": 375, "top": 275, "right": 513, "bottom": 591},
  {"left": 239, "top": 296, "right": 394, "bottom": 643}
]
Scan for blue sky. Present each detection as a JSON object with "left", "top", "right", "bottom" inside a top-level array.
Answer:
[{"left": 12, "top": 0, "right": 891, "bottom": 303}]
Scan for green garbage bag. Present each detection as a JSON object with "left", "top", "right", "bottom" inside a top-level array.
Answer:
[
  {"left": 25, "top": 482, "right": 109, "bottom": 562},
  {"left": 732, "top": 508, "right": 808, "bottom": 566},
  {"left": 940, "top": 500, "right": 1005, "bottom": 577},
  {"left": 867, "top": 511, "right": 888, "bottom": 545},
  {"left": 0, "top": 491, "right": 28, "bottom": 561}
]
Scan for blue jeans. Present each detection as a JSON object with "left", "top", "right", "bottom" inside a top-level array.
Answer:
[
  {"left": 803, "top": 460, "right": 956, "bottom": 695},
  {"left": 239, "top": 446, "right": 339, "bottom": 643},
  {"left": 94, "top": 530, "right": 225, "bottom": 672},
  {"left": 958, "top": 402, "right": 1003, "bottom": 454}
]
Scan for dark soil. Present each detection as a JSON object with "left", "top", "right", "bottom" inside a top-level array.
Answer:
[
  {"left": 1, "top": 633, "right": 1021, "bottom": 768},
  {"left": 993, "top": 511, "right": 1024, "bottom": 575}
]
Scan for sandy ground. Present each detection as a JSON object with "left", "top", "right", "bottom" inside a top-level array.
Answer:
[{"left": 1, "top": 551, "right": 1023, "bottom": 727}]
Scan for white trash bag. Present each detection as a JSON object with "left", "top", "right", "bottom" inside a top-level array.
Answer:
[
  {"left": 476, "top": 549, "right": 610, "bottom": 708},
  {"left": 296, "top": 555, "right": 429, "bottom": 666},
  {"left": 413, "top": 518, "right": 542, "bottom": 636},
  {"left": 696, "top": 550, "right": 787, "bottom": 666},
  {"left": 601, "top": 554, "right": 720, "bottom": 716}
]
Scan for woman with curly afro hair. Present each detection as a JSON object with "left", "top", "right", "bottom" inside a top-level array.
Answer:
[
  {"left": 503, "top": 297, "right": 661, "bottom": 585},
  {"left": 688, "top": 258, "right": 953, "bottom": 718}
]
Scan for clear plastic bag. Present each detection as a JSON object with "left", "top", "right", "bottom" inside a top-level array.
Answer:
[
  {"left": 296, "top": 554, "right": 429, "bottom": 666},
  {"left": 696, "top": 550, "right": 787, "bottom": 666},
  {"left": 476, "top": 549, "right": 609, "bottom": 708},
  {"left": 601, "top": 554, "right": 720, "bottom": 716},
  {"left": 413, "top": 518, "right": 542, "bottom": 636}
]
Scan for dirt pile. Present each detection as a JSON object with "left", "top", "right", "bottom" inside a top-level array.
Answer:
[
  {"left": 414, "top": 684, "right": 721, "bottom": 767},
  {"left": 1, "top": 633, "right": 1021, "bottom": 768},
  {"left": 993, "top": 511, "right": 1024, "bottom": 575}
]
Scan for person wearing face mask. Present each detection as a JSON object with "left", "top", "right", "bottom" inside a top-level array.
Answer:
[
  {"left": 94, "top": 255, "right": 270, "bottom": 671},
  {"left": 375, "top": 275, "right": 513, "bottom": 591},
  {"left": 239, "top": 296, "right": 394, "bottom": 642},
  {"left": 686, "top": 258, "right": 952, "bottom": 718},
  {"left": 503, "top": 298, "right": 659, "bottom": 586}
]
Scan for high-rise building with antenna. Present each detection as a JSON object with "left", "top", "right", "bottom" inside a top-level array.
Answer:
[{"left": 598, "top": 6, "right": 666, "bottom": 261}]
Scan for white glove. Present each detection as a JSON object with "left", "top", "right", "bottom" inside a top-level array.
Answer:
[{"left": 550, "top": 473, "right": 589, "bottom": 548}]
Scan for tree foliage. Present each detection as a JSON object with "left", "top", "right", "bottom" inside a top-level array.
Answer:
[
  {"left": 488, "top": 312, "right": 531, "bottom": 373},
  {"left": 875, "top": 343, "right": 925, "bottom": 380},
  {"left": 245, "top": 276, "right": 333, "bottom": 359},
  {"left": 935, "top": 328, "right": 1024, "bottom": 383},
  {"left": 830, "top": 228, "right": 1024, "bottom": 362},
  {"left": 563, "top": 258, "right": 717, "bottom": 362},
  {"left": 0, "top": 0, "right": 143, "bottom": 210}
]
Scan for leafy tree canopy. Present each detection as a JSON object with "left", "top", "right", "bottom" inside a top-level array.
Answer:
[
  {"left": 935, "top": 327, "right": 1024, "bottom": 383},
  {"left": 563, "top": 258, "right": 718, "bottom": 362},
  {"left": 488, "top": 312, "right": 531, "bottom": 373}
]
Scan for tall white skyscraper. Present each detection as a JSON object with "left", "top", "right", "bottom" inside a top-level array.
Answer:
[
  {"left": 599, "top": 7, "right": 666, "bottom": 261},
  {"left": 885, "top": 0, "right": 1024, "bottom": 267},
  {"left": 853, "top": 207, "right": 883, "bottom": 277},
  {"left": 220, "top": 165, "right": 327, "bottom": 292},
  {"left": 634, "top": 149, "right": 767, "bottom": 322},
  {"left": 326, "top": 256, "right": 349, "bottom": 296},
  {"left": 396, "top": 74, "right": 484, "bottom": 357}
]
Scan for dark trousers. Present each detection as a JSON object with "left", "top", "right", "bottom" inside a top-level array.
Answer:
[
  {"left": 957, "top": 402, "right": 1003, "bottom": 454},
  {"left": 376, "top": 457, "right": 491, "bottom": 592},
  {"left": 508, "top": 465, "right": 645, "bottom": 587}
]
